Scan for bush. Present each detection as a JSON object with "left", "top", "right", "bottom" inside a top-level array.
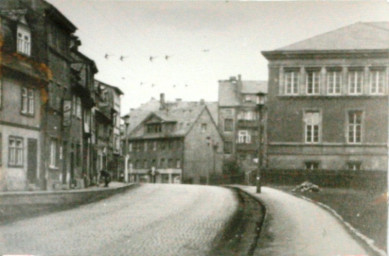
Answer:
[{"left": 223, "top": 158, "right": 245, "bottom": 184}]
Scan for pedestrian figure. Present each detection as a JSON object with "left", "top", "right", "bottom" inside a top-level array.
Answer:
[{"left": 100, "top": 169, "right": 111, "bottom": 187}]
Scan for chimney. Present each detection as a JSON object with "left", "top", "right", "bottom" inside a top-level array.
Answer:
[
  {"left": 200, "top": 99, "right": 205, "bottom": 105},
  {"left": 159, "top": 93, "right": 165, "bottom": 110},
  {"left": 176, "top": 98, "right": 182, "bottom": 102},
  {"left": 238, "top": 74, "right": 242, "bottom": 81}
]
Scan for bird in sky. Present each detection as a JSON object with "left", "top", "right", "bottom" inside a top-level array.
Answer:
[
  {"left": 165, "top": 55, "right": 171, "bottom": 60},
  {"left": 140, "top": 82, "right": 143, "bottom": 86},
  {"left": 185, "top": 84, "right": 189, "bottom": 87},
  {"left": 149, "top": 56, "right": 157, "bottom": 62},
  {"left": 151, "top": 84, "right": 155, "bottom": 87},
  {"left": 105, "top": 53, "right": 115, "bottom": 59},
  {"left": 121, "top": 77, "right": 126, "bottom": 80},
  {"left": 202, "top": 49, "right": 210, "bottom": 53},
  {"left": 173, "top": 84, "right": 176, "bottom": 88},
  {"left": 120, "top": 56, "right": 128, "bottom": 61}
]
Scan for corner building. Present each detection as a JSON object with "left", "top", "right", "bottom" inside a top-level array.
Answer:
[{"left": 262, "top": 22, "right": 389, "bottom": 171}]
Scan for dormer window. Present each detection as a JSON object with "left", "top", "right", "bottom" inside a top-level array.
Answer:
[
  {"left": 17, "top": 24, "right": 31, "bottom": 56},
  {"left": 146, "top": 123, "right": 162, "bottom": 133}
]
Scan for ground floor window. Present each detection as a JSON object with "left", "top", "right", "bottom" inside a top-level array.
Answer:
[
  {"left": 50, "top": 138, "right": 58, "bottom": 168},
  {"left": 305, "top": 161, "right": 319, "bottom": 170},
  {"left": 9, "top": 136, "right": 23, "bottom": 167},
  {"left": 347, "top": 161, "right": 361, "bottom": 171}
]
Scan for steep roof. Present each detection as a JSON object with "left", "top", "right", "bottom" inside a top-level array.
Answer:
[
  {"left": 276, "top": 22, "right": 389, "bottom": 51},
  {"left": 129, "top": 104, "right": 206, "bottom": 139},
  {"left": 125, "top": 99, "right": 218, "bottom": 137}
]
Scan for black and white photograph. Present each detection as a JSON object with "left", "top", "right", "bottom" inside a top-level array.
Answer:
[{"left": 0, "top": 0, "right": 388, "bottom": 255}]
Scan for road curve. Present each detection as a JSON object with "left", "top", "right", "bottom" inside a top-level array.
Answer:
[
  {"left": 0, "top": 184, "right": 237, "bottom": 256},
  {"left": 237, "top": 186, "right": 369, "bottom": 256}
]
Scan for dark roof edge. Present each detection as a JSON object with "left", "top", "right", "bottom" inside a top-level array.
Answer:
[{"left": 261, "top": 49, "right": 389, "bottom": 60}]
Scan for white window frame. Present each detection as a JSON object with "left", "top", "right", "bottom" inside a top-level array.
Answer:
[
  {"left": 370, "top": 69, "right": 385, "bottom": 95},
  {"left": 28, "top": 89, "right": 34, "bottom": 114},
  {"left": 17, "top": 24, "right": 31, "bottom": 56},
  {"left": 284, "top": 70, "right": 299, "bottom": 95},
  {"left": 238, "top": 130, "right": 251, "bottom": 144},
  {"left": 9, "top": 136, "right": 23, "bottom": 167},
  {"left": 348, "top": 70, "right": 363, "bottom": 95},
  {"left": 305, "top": 161, "right": 319, "bottom": 170},
  {"left": 304, "top": 110, "right": 321, "bottom": 144},
  {"left": 327, "top": 70, "right": 342, "bottom": 95},
  {"left": 49, "top": 138, "right": 58, "bottom": 168},
  {"left": 347, "top": 110, "right": 363, "bottom": 144},
  {"left": 306, "top": 69, "right": 320, "bottom": 95},
  {"left": 153, "top": 141, "right": 157, "bottom": 151},
  {"left": 176, "top": 159, "right": 181, "bottom": 168}
]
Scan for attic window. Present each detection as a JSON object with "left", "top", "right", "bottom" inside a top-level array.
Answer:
[
  {"left": 146, "top": 124, "right": 162, "bottom": 133},
  {"left": 17, "top": 24, "right": 31, "bottom": 56}
]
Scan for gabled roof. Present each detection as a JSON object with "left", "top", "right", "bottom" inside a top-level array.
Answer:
[
  {"left": 125, "top": 99, "right": 218, "bottom": 138},
  {"left": 275, "top": 22, "right": 389, "bottom": 51},
  {"left": 129, "top": 103, "right": 206, "bottom": 138}
]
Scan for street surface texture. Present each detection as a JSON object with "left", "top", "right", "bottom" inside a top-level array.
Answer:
[
  {"left": 0, "top": 184, "right": 237, "bottom": 256},
  {"left": 236, "top": 186, "right": 370, "bottom": 256}
]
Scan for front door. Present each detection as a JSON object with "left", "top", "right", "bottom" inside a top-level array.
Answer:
[{"left": 27, "top": 138, "right": 37, "bottom": 184}]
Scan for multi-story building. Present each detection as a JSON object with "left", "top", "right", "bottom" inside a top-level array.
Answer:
[
  {"left": 0, "top": 0, "right": 101, "bottom": 190},
  {"left": 123, "top": 94, "right": 223, "bottom": 184},
  {"left": 93, "top": 80, "right": 123, "bottom": 180},
  {"left": 262, "top": 22, "right": 389, "bottom": 171},
  {"left": 0, "top": 10, "right": 50, "bottom": 190},
  {"left": 218, "top": 75, "right": 267, "bottom": 179}
]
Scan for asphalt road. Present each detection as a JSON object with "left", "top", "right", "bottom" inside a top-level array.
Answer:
[{"left": 0, "top": 184, "right": 237, "bottom": 256}]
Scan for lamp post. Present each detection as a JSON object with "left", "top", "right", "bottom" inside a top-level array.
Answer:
[{"left": 256, "top": 92, "right": 267, "bottom": 193}]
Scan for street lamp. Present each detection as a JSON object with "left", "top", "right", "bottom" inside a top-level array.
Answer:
[{"left": 256, "top": 92, "right": 267, "bottom": 193}]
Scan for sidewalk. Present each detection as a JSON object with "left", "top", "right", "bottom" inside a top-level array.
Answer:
[
  {"left": 234, "top": 186, "right": 370, "bottom": 256},
  {"left": 0, "top": 182, "right": 137, "bottom": 224}
]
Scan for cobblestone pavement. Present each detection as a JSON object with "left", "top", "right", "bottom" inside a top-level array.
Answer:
[{"left": 0, "top": 184, "right": 237, "bottom": 256}]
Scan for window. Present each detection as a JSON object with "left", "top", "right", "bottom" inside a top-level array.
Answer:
[
  {"left": 305, "top": 161, "right": 319, "bottom": 170},
  {"left": 143, "top": 160, "right": 148, "bottom": 169},
  {"left": 348, "top": 69, "right": 363, "bottom": 95},
  {"left": 304, "top": 111, "right": 321, "bottom": 143},
  {"left": 160, "top": 158, "right": 165, "bottom": 168},
  {"left": 17, "top": 25, "right": 31, "bottom": 56},
  {"left": 348, "top": 111, "right": 362, "bottom": 143},
  {"left": 160, "top": 141, "right": 166, "bottom": 150},
  {"left": 146, "top": 124, "right": 162, "bottom": 133},
  {"left": 49, "top": 138, "right": 57, "bottom": 168},
  {"left": 224, "top": 141, "right": 233, "bottom": 154},
  {"left": 0, "top": 133, "right": 2, "bottom": 166},
  {"left": 151, "top": 159, "right": 156, "bottom": 168},
  {"left": 201, "top": 123, "right": 207, "bottom": 133},
  {"left": 144, "top": 141, "right": 148, "bottom": 152},
  {"left": 327, "top": 69, "right": 342, "bottom": 95},
  {"left": 224, "top": 119, "right": 233, "bottom": 132},
  {"left": 9, "top": 136, "right": 23, "bottom": 167},
  {"left": 129, "top": 143, "right": 132, "bottom": 152},
  {"left": 0, "top": 79, "right": 2, "bottom": 109},
  {"left": 347, "top": 162, "right": 362, "bottom": 171},
  {"left": 238, "top": 110, "right": 256, "bottom": 120},
  {"left": 21, "top": 87, "right": 34, "bottom": 115},
  {"left": 284, "top": 69, "right": 299, "bottom": 95},
  {"left": 306, "top": 69, "right": 320, "bottom": 95},
  {"left": 176, "top": 159, "right": 181, "bottom": 168},
  {"left": 153, "top": 141, "right": 157, "bottom": 151},
  {"left": 168, "top": 159, "right": 173, "bottom": 168},
  {"left": 238, "top": 130, "right": 251, "bottom": 144},
  {"left": 370, "top": 69, "right": 385, "bottom": 95}
]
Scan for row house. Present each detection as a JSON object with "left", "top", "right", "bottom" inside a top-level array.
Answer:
[
  {"left": 0, "top": 0, "right": 119, "bottom": 191},
  {"left": 262, "top": 22, "right": 389, "bottom": 172},
  {"left": 218, "top": 75, "right": 267, "bottom": 178},
  {"left": 93, "top": 80, "right": 123, "bottom": 181},
  {"left": 123, "top": 94, "right": 222, "bottom": 184}
]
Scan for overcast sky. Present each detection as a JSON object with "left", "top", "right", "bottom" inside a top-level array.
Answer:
[{"left": 47, "top": 0, "right": 389, "bottom": 114}]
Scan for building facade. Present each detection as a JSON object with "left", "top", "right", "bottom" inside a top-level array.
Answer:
[
  {"left": 93, "top": 80, "right": 123, "bottom": 181},
  {"left": 124, "top": 94, "right": 223, "bottom": 184},
  {"left": 218, "top": 75, "right": 267, "bottom": 180},
  {"left": 262, "top": 22, "right": 389, "bottom": 171},
  {"left": 0, "top": 0, "right": 121, "bottom": 191}
]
